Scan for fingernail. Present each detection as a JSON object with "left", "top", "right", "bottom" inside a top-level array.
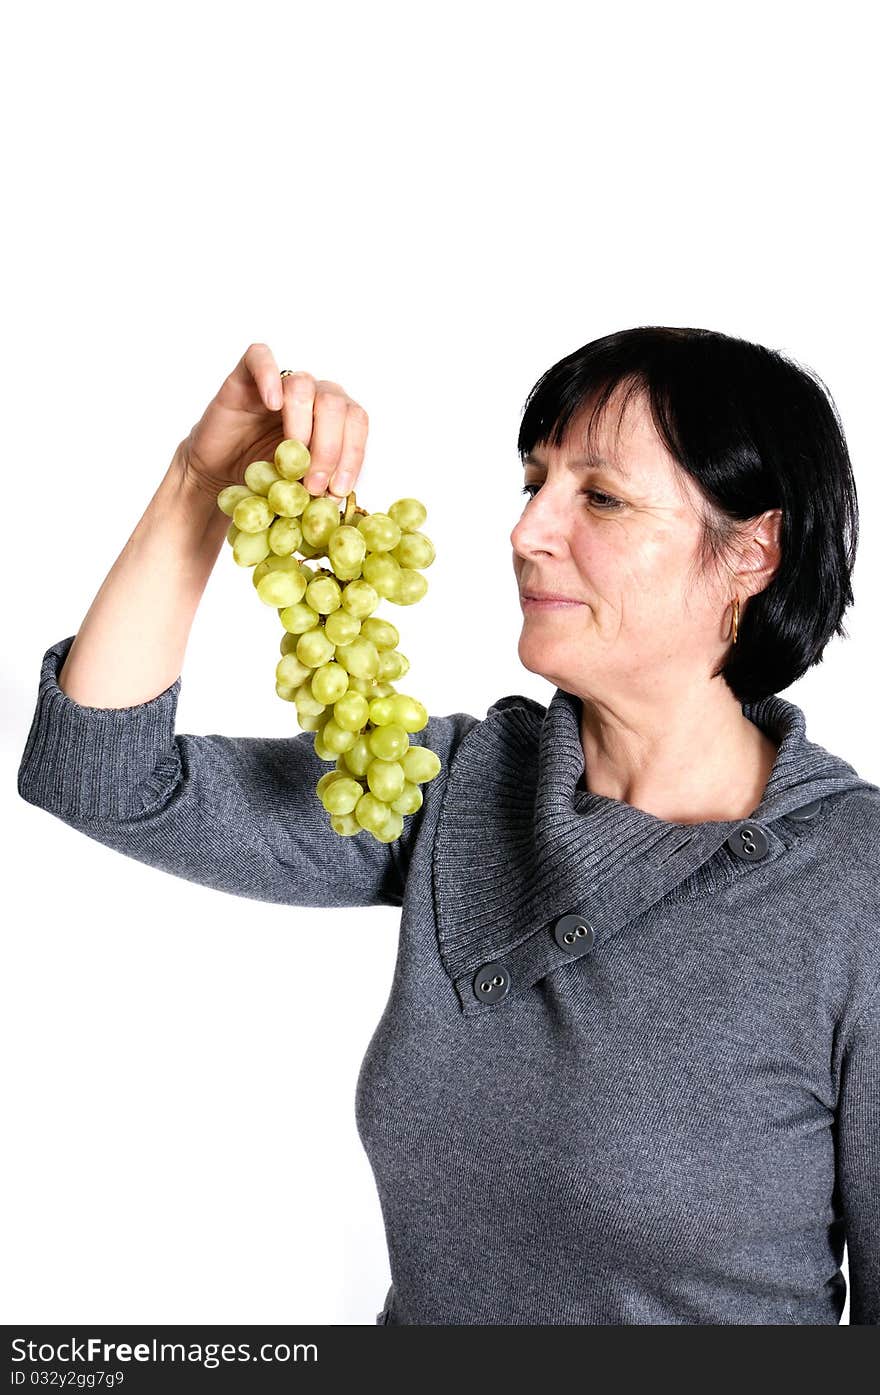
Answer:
[
  {"left": 331, "top": 473, "right": 353, "bottom": 495},
  {"left": 307, "top": 473, "right": 328, "bottom": 493}
]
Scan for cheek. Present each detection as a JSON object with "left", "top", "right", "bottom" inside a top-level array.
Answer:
[
  {"left": 606, "top": 524, "right": 682, "bottom": 583},
  {"left": 572, "top": 530, "right": 688, "bottom": 620},
  {"left": 570, "top": 524, "right": 641, "bottom": 579}
]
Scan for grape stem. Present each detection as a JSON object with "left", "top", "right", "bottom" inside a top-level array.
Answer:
[{"left": 342, "top": 491, "right": 368, "bottom": 527}]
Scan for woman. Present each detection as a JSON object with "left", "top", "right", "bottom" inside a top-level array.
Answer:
[{"left": 17, "top": 329, "right": 880, "bottom": 1325}]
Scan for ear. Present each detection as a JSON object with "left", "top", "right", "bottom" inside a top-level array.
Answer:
[{"left": 739, "top": 508, "right": 783, "bottom": 593}]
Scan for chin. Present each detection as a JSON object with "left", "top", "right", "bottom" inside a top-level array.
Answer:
[{"left": 517, "top": 638, "right": 563, "bottom": 688}]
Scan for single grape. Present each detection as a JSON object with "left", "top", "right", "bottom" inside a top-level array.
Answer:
[
  {"left": 377, "top": 650, "right": 407, "bottom": 681},
  {"left": 306, "top": 575, "right": 343, "bottom": 614},
  {"left": 274, "top": 438, "right": 311, "bottom": 481},
  {"left": 233, "top": 495, "right": 275, "bottom": 534},
  {"left": 296, "top": 628, "right": 336, "bottom": 668},
  {"left": 268, "top": 516, "right": 303, "bottom": 555},
  {"left": 268, "top": 479, "right": 310, "bottom": 517},
  {"left": 330, "top": 811, "right": 361, "bottom": 836},
  {"left": 393, "top": 569, "right": 429, "bottom": 605},
  {"left": 280, "top": 601, "right": 320, "bottom": 634},
  {"left": 277, "top": 654, "right": 313, "bottom": 687},
  {"left": 366, "top": 758, "right": 406, "bottom": 802},
  {"left": 340, "top": 579, "right": 380, "bottom": 618},
  {"left": 340, "top": 734, "right": 373, "bottom": 777},
  {"left": 333, "top": 691, "right": 370, "bottom": 731},
  {"left": 226, "top": 521, "right": 239, "bottom": 546},
  {"left": 302, "top": 498, "right": 342, "bottom": 549},
  {"left": 324, "top": 609, "right": 362, "bottom": 645},
  {"left": 310, "top": 661, "right": 350, "bottom": 705},
  {"left": 245, "top": 459, "right": 281, "bottom": 495},
  {"left": 321, "top": 719, "right": 358, "bottom": 754},
  {"left": 233, "top": 529, "right": 272, "bottom": 566},
  {"left": 276, "top": 682, "right": 297, "bottom": 703},
  {"left": 257, "top": 569, "right": 308, "bottom": 607},
  {"left": 328, "top": 525, "right": 368, "bottom": 572},
  {"left": 335, "top": 636, "right": 380, "bottom": 679},
  {"left": 322, "top": 776, "right": 365, "bottom": 816},
  {"left": 368, "top": 696, "right": 397, "bottom": 726},
  {"left": 362, "top": 552, "right": 401, "bottom": 597},
  {"left": 355, "top": 792, "right": 391, "bottom": 834},
  {"left": 390, "top": 694, "right": 429, "bottom": 732},
  {"left": 357, "top": 513, "right": 402, "bottom": 552},
  {"left": 359, "top": 617, "right": 399, "bottom": 649},
  {"left": 388, "top": 497, "right": 428, "bottom": 532},
  {"left": 391, "top": 531, "right": 435, "bottom": 569},
  {"left": 402, "top": 745, "right": 442, "bottom": 783},
  {"left": 368, "top": 723, "right": 409, "bottom": 762},
  {"left": 391, "top": 782, "right": 423, "bottom": 815}
]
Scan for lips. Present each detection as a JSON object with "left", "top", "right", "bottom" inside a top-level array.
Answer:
[{"left": 521, "top": 592, "right": 583, "bottom": 602}]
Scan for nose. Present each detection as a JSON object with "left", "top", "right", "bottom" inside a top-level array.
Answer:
[{"left": 510, "top": 486, "right": 568, "bottom": 560}]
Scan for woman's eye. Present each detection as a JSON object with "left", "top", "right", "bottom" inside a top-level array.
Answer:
[{"left": 520, "top": 483, "right": 622, "bottom": 511}]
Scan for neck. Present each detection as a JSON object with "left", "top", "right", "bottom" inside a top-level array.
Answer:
[{"left": 577, "top": 683, "right": 780, "bottom": 825}]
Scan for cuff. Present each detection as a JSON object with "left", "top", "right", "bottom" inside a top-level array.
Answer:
[{"left": 17, "top": 635, "right": 183, "bottom": 822}]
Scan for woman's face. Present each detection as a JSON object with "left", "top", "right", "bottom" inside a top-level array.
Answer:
[{"left": 510, "top": 392, "right": 731, "bottom": 701}]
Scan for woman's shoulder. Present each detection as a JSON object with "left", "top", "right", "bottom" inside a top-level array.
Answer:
[
  {"left": 821, "top": 778, "right": 880, "bottom": 858},
  {"left": 419, "top": 696, "right": 546, "bottom": 788}
]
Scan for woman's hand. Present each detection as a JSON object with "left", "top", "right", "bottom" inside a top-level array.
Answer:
[{"left": 177, "top": 342, "right": 370, "bottom": 503}]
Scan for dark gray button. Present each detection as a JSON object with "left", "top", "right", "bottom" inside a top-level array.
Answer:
[
  {"left": 787, "top": 798, "right": 823, "bottom": 821},
  {"left": 726, "top": 822, "right": 770, "bottom": 860},
  {"left": 553, "top": 913, "right": 596, "bottom": 956},
  {"left": 473, "top": 961, "right": 510, "bottom": 1003}
]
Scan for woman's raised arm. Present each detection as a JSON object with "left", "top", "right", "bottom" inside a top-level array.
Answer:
[{"left": 16, "top": 344, "right": 478, "bottom": 909}]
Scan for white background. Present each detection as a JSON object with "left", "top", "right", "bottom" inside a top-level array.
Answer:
[{"left": 2, "top": 0, "right": 877, "bottom": 1325}]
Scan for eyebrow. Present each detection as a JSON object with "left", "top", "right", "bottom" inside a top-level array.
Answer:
[{"left": 522, "top": 451, "right": 632, "bottom": 480}]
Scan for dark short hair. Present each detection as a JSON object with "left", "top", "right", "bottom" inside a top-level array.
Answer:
[{"left": 516, "top": 325, "right": 860, "bottom": 703}]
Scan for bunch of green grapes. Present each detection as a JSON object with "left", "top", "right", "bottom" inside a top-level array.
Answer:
[{"left": 216, "top": 437, "right": 440, "bottom": 845}]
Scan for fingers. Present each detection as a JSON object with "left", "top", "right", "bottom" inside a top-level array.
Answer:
[
  {"left": 280, "top": 370, "right": 318, "bottom": 453},
  {"left": 242, "top": 350, "right": 370, "bottom": 501},
  {"left": 303, "top": 384, "right": 348, "bottom": 495},
  {"left": 328, "top": 403, "right": 369, "bottom": 498},
  {"left": 301, "top": 383, "right": 369, "bottom": 499},
  {"left": 243, "top": 342, "right": 284, "bottom": 412}
]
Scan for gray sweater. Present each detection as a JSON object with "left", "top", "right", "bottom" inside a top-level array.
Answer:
[{"left": 17, "top": 634, "right": 880, "bottom": 1325}]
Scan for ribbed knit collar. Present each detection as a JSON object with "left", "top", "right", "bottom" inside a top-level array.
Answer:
[{"left": 432, "top": 685, "right": 871, "bottom": 1015}]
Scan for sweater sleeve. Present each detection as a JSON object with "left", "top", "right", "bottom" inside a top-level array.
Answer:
[
  {"left": 836, "top": 974, "right": 880, "bottom": 1324},
  {"left": 16, "top": 634, "right": 476, "bottom": 912}
]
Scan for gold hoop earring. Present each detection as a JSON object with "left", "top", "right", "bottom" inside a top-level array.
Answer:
[{"left": 729, "top": 595, "right": 740, "bottom": 645}]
